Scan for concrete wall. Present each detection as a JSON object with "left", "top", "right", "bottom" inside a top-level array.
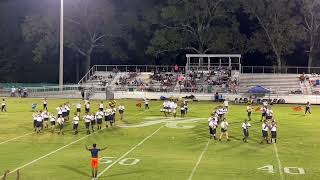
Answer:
[{"left": 88, "top": 91, "right": 320, "bottom": 104}]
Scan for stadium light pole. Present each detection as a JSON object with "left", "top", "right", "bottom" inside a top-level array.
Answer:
[{"left": 59, "top": 0, "right": 64, "bottom": 90}]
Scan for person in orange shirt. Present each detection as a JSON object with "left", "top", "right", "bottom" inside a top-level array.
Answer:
[{"left": 85, "top": 144, "right": 108, "bottom": 179}]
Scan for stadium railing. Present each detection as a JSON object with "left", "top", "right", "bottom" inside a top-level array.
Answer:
[{"left": 241, "top": 66, "right": 320, "bottom": 74}]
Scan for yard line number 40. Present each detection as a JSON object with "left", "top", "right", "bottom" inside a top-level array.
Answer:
[{"left": 258, "top": 165, "right": 305, "bottom": 175}]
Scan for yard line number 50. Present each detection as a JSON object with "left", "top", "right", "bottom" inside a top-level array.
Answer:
[
  {"left": 258, "top": 165, "right": 305, "bottom": 175},
  {"left": 99, "top": 157, "right": 140, "bottom": 166}
]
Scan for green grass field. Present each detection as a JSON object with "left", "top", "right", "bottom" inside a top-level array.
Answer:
[{"left": 0, "top": 98, "right": 320, "bottom": 180}]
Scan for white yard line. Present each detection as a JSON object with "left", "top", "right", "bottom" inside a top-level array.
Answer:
[
  {"left": 96, "top": 125, "right": 164, "bottom": 179},
  {"left": 187, "top": 139, "right": 210, "bottom": 180},
  {"left": 2, "top": 128, "right": 106, "bottom": 178},
  {"left": 273, "top": 143, "right": 284, "bottom": 180},
  {"left": 0, "top": 132, "right": 33, "bottom": 145},
  {"left": 1, "top": 105, "right": 156, "bottom": 178}
]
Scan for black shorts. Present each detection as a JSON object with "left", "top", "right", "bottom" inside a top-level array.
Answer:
[
  {"left": 91, "top": 120, "right": 96, "bottom": 126},
  {"left": 1, "top": 105, "right": 5, "bottom": 110},
  {"left": 181, "top": 110, "right": 185, "bottom": 115},
  {"left": 106, "top": 116, "right": 113, "bottom": 121},
  {"left": 33, "top": 120, "right": 37, "bottom": 127},
  {"left": 209, "top": 126, "right": 216, "bottom": 135},
  {"left": 73, "top": 124, "right": 78, "bottom": 130},
  {"left": 58, "top": 113, "right": 62, "bottom": 118},
  {"left": 97, "top": 119, "right": 102, "bottom": 125},
  {"left": 243, "top": 129, "right": 249, "bottom": 137},
  {"left": 36, "top": 121, "right": 42, "bottom": 128},
  {"left": 44, "top": 118, "right": 49, "bottom": 122},
  {"left": 99, "top": 108, "right": 104, "bottom": 111},
  {"left": 85, "top": 108, "right": 90, "bottom": 113},
  {"left": 62, "top": 112, "right": 67, "bottom": 118},
  {"left": 247, "top": 112, "right": 252, "bottom": 116},
  {"left": 50, "top": 121, "right": 55, "bottom": 126},
  {"left": 262, "top": 113, "right": 266, "bottom": 117},
  {"left": 221, "top": 128, "right": 227, "bottom": 133},
  {"left": 43, "top": 104, "right": 47, "bottom": 109},
  {"left": 119, "top": 110, "right": 124, "bottom": 114},
  {"left": 271, "top": 131, "right": 277, "bottom": 138},
  {"left": 77, "top": 108, "right": 81, "bottom": 113},
  {"left": 262, "top": 130, "right": 268, "bottom": 138},
  {"left": 67, "top": 110, "right": 70, "bottom": 116},
  {"left": 266, "top": 116, "right": 272, "bottom": 120},
  {"left": 59, "top": 124, "right": 64, "bottom": 130},
  {"left": 85, "top": 122, "right": 90, "bottom": 129}
]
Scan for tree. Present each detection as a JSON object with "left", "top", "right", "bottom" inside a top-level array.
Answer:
[
  {"left": 242, "top": 0, "right": 304, "bottom": 70},
  {"left": 299, "top": 0, "right": 320, "bottom": 72},
  {"left": 146, "top": 0, "right": 246, "bottom": 58},
  {"left": 22, "top": 0, "right": 116, "bottom": 76}
]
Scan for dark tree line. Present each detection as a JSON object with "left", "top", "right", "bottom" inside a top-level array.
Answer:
[{"left": 0, "top": 0, "right": 319, "bottom": 83}]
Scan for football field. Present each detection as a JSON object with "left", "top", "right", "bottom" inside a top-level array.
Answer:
[{"left": 0, "top": 98, "right": 319, "bottom": 180}]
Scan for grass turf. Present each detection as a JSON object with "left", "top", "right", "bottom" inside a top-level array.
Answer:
[{"left": 0, "top": 98, "right": 319, "bottom": 180}]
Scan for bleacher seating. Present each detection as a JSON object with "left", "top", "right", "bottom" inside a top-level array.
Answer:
[{"left": 239, "top": 74, "right": 301, "bottom": 94}]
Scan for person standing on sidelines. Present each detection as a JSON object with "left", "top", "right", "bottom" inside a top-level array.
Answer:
[
  {"left": 85, "top": 101, "right": 90, "bottom": 114},
  {"left": 219, "top": 118, "right": 230, "bottom": 141},
  {"left": 43, "top": 98, "right": 48, "bottom": 111},
  {"left": 144, "top": 98, "right": 149, "bottom": 110},
  {"left": 85, "top": 144, "right": 108, "bottom": 179},
  {"left": 242, "top": 119, "right": 251, "bottom": 143},
  {"left": 305, "top": 101, "right": 311, "bottom": 115},
  {"left": 73, "top": 113, "right": 80, "bottom": 135},
  {"left": 1, "top": 98, "right": 6, "bottom": 112},
  {"left": 180, "top": 102, "right": 186, "bottom": 118}
]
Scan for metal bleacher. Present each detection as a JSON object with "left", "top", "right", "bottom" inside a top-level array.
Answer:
[{"left": 239, "top": 73, "right": 301, "bottom": 94}]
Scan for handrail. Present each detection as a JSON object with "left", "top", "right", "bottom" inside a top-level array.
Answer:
[{"left": 78, "top": 65, "right": 97, "bottom": 85}]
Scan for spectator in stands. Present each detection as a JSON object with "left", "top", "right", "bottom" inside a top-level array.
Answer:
[
  {"left": 300, "top": 73, "right": 305, "bottom": 83},
  {"left": 81, "top": 88, "right": 85, "bottom": 100},
  {"left": 174, "top": 64, "right": 178, "bottom": 72}
]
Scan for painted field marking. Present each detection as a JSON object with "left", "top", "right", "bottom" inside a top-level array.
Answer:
[
  {"left": 187, "top": 139, "right": 210, "bottom": 180},
  {"left": 273, "top": 143, "right": 284, "bottom": 180},
  {"left": 0, "top": 132, "right": 34, "bottom": 145},
  {"left": 96, "top": 125, "right": 164, "bottom": 179},
  {"left": 1, "top": 127, "right": 106, "bottom": 178}
]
